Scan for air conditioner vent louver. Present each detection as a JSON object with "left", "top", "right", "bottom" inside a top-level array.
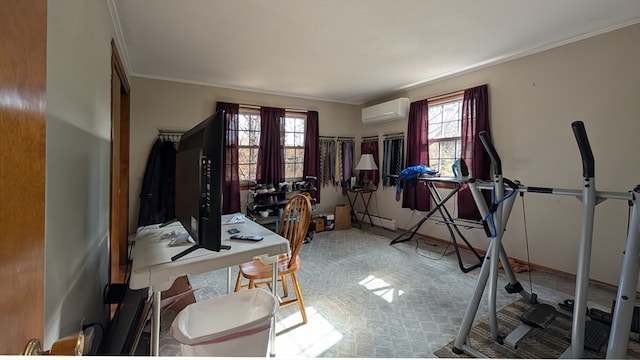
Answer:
[{"left": 362, "top": 98, "right": 410, "bottom": 125}]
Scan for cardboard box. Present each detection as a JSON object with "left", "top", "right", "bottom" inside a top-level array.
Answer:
[
  {"left": 334, "top": 204, "right": 352, "bottom": 230},
  {"left": 314, "top": 218, "right": 325, "bottom": 233},
  {"left": 161, "top": 275, "right": 196, "bottom": 313}
]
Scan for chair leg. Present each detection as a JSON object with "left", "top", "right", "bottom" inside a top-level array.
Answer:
[
  {"left": 290, "top": 272, "right": 307, "bottom": 324},
  {"left": 281, "top": 274, "right": 288, "bottom": 298},
  {"left": 234, "top": 271, "right": 243, "bottom": 292},
  {"left": 248, "top": 279, "right": 255, "bottom": 289}
]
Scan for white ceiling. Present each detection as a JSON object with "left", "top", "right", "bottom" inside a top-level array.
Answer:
[{"left": 110, "top": 0, "right": 640, "bottom": 105}]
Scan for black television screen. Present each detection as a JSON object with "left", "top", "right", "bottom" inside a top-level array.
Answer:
[{"left": 172, "top": 110, "right": 230, "bottom": 261}]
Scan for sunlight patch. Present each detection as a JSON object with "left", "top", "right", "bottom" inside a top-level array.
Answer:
[
  {"left": 359, "top": 275, "right": 405, "bottom": 303},
  {"left": 275, "top": 306, "right": 343, "bottom": 357}
]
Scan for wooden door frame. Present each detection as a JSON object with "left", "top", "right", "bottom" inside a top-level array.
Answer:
[{"left": 110, "top": 40, "right": 131, "bottom": 287}]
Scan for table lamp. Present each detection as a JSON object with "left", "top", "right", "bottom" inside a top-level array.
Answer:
[{"left": 355, "top": 154, "right": 378, "bottom": 189}]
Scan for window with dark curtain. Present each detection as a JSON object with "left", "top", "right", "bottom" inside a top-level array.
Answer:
[
  {"left": 383, "top": 134, "right": 404, "bottom": 188},
  {"left": 360, "top": 138, "right": 379, "bottom": 186},
  {"left": 216, "top": 102, "right": 241, "bottom": 214},
  {"left": 256, "top": 107, "right": 286, "bottom": 185},
  {"left": 457, "top": 84, "right": 490, "bottom": 220},
  {"left": 303, "top": 111, "right": 320, "bottom": 202},
  {"left": 402, "top": 100, "right": 431, "bottom": 211}
]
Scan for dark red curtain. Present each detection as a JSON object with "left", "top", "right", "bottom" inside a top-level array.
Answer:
[
  {"left": 303, "top": 111, "right": 321, "bottom": 202},
  {"left": 360, "top": 139, "right": 379, "bottom": 186},
  {"left": 402, "top": 99, "right": 430, "bottom": 211},
  {"left": 256, "top": 107, "right": 285, "bottom": 185},
  {"left": 216, "top": 102, "right": 241, "bottom": 214},
  {"left": 457, "top": 84, "right": 491, "bottom": 220}
]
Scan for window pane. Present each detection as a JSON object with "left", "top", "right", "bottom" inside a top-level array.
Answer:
[
  {"left": 285, "top": 133, "right": 295, "bottom": 146},
  {"left": 442, "top": 120, "right": 460, "bottom": 138},
  {"left": 440, "top": 140, "right": 457, "bottom": 158},
  {"left": 443, "top": 101, "right": 460, "bottom": 122},
  {"left": 428, "top": 142, "right": 440, "bottom": 158},
  {"left": 440, "top": 158, "right": 455, "bottom": 176},
  {"left": 428, "top": 105, "right": 443, "bottom": 123},
  {"left": 428, "top": 123, "right": 442, "bottom": 139},
  {"left": 238, "top": 148, "right": 251, "bottom": 163}
]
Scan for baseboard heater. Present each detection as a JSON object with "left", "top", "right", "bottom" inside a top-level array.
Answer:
[{"left": 354, "top": 211, "right": 397, "bottom": 231}]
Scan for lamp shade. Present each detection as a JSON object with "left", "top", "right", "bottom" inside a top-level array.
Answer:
[{"left": 355, "top": 154, "right": 378, "bottom": 171}]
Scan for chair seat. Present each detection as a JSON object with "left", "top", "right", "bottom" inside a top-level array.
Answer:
[{"left": 238, "top": 254, "right": 301, "bottom": 280}]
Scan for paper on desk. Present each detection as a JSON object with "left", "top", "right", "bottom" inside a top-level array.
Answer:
[{"left": 222, "top": 212, "right": 245, "bottom": 225}]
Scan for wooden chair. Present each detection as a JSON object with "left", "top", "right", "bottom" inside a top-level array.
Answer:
[{"left": 234, "top": 194, "right": 312, "bottom": 324}]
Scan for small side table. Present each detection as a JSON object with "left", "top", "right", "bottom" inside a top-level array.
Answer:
[{"left": 346, "top": 188, "right": 376, "bottom": 227}]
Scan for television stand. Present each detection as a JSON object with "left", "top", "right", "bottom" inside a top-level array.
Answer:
[{"left": 171, "top": 244, "right": 231, "bottom": 262}]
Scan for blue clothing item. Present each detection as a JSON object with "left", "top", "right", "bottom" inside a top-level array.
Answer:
[{"left": 399, "top": 165, "right": 437, "bottom": 180}]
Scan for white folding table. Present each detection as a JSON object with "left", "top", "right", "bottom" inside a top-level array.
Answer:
[{"left": 129, "top": 214, "right": 289, "bottom": 356}]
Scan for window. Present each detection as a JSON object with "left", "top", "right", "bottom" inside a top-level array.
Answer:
[
  {"left": 237, "top": 106, "right": 306, "bottom": 182},
  {"left": 428, "top": 95, "right": 463, "bottom": 177},
  {"left": 238, "top": 108, "right": 261, "bottom": 181},
  {"left": 284, "top": 113, "right": 306, "bottom": 179}
]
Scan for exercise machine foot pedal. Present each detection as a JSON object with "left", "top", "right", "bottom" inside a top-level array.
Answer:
[
  {"left": 505, "top": 281, "right": 524, "bottom": 294},
  {"left": 558, "top": 299, "right": 589, "bottom": 316},
  {"left": 589, "top": 308, "right": 612, "bottom": 326},
  {"left": 519, "top": 303, "right": 557, "bottom": 328},
  {"left": 565, "top": 320, "right": 610, "bottom": 352}
]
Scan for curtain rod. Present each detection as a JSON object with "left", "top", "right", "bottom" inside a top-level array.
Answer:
[
  {"left": 383, "top": 132, "right": 404, "bottom": 137},
  {"left": 158, "top": 129, "right": 184, "bottom": 135},
  {"left": 239, "top": 103, "right": 311, "bottom": 113},
  {"left": 319, "top": 135, "right": 355, "bottom": 140},
  {"left": 425, "top": 83, "right": 486, "bottom": 102},
  {"left": 361, "top": 135, "right": 379, "bottom": 141}
]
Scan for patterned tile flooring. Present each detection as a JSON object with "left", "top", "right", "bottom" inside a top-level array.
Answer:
[{"left": 158, "top": 225, "right": 618, "bottom": 357}]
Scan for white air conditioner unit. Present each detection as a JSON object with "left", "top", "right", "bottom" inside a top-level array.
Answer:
[{"left": 361, "top": 97, "right": 410, "bottom": 125}]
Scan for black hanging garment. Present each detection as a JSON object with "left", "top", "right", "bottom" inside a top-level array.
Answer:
[{"left": 138, "top": 140, "right": 177, "bottom": 227}]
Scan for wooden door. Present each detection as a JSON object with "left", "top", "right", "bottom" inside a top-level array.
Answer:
[{"left": 0, "top": 0, "right": 47, "bottom": 353}]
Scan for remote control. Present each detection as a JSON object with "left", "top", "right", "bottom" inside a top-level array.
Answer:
[
  {"left": 227, "top": 228, "right": 240, "bottom": 234},
  {"left": 230, "top": 234, "right": 264, "bottom": 241}
]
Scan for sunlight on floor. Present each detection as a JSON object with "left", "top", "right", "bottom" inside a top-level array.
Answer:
[
  {"left": 359, "top": 275, "right": 405, "bottom": 303},
  {"left": 274, "top": 306, "right": 343, "bottom": 357}
]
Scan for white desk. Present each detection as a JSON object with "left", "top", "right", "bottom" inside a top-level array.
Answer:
[{"left": 129, "top": 214, "right": 289, "bottom": 356}]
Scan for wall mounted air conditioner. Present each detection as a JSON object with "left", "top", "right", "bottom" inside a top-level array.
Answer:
[{"left": 361, "top": 97, "right": 410, "bottom": 125}]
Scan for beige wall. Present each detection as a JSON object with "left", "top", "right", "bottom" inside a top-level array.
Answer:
[
  {"left": 129, "top": 23, "right": 639, "bottom": 286},
  {"left": 356, "top": 23, "right": 640, "bottom": 286},
  {"left": 128, "top": 78, "right": 359, "bottom": 233},
  {"left": 46, "top": 0, "right": 115, "bottom": 348}
]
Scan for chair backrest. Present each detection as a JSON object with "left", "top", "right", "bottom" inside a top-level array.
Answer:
[{"left": 278, "top": 194, "right": 312, "bottom": 267}]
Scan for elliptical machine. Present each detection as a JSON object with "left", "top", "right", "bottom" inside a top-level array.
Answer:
[{"left": 452, "top": 121, "right": 640, "bottom": 358}]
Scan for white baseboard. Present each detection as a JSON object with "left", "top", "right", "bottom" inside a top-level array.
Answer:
[{"left": 354, "top": 211, "right": 397, "bottom": 231}]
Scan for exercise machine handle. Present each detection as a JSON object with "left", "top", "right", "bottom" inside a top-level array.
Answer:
[
  {"left": 571, "top": 121, "right": 595, "bottom": 178},
  {"left": 479, "top": 131, "right": 502, "bottom": 176}
]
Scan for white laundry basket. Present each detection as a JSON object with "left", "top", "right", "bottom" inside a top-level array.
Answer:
[{"left": 171, "top": 288, "right": 278, "bottom": 357}]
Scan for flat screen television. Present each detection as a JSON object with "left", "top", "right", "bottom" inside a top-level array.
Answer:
[{"left": 172, "top": 110, "right": 230, "bottom": 261}]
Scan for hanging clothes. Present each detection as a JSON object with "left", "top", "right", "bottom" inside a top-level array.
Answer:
[
  {"left": 383, "top": 136, "right": 404, "bottom": 188},
  {"left": 319, "top": 138, "right": 335, "bottom": 188},
  {"left": 138, "top": 139, "right": 177, "bottom": 227}
]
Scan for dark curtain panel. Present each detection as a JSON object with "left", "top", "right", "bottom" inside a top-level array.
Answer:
[
  {"left": 216, "top": 102, "right": 241, "bottom": 214},
  {"left": 402, "top": 100, "right": 430, "bottom": 211},
  {"left": 457, "top": 84, "right": 491, "bottom": 220},
  {"left": 257, "top": 107, "right": 285, "bottom": 185},
  {"left": 303, "top": 111, "right": 321, "bottom": 202},
  {"left": 360, "top": 139, "right": 379, "bottom": 186}
]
